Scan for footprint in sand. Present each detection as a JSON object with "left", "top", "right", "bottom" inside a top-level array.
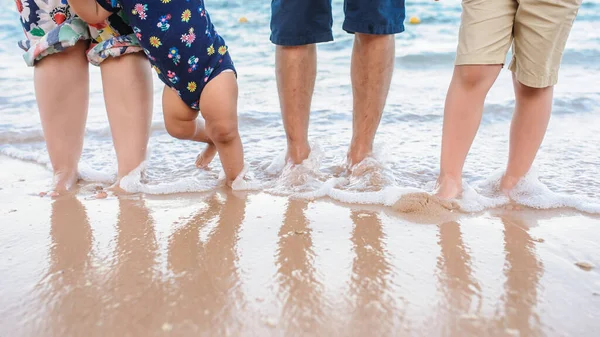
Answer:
[{"left": 392, "top": 192, "right": 460, "bottom": 214}]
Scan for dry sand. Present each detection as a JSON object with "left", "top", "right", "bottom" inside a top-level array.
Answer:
[{"left": 1, "top": 156, "right": 599, "bottom": 337}]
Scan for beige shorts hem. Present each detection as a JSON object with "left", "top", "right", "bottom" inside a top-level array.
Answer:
[
  {"left": 455, "top": 54, "right": 506, "bottom": 66},
  {"left": 509, "top": 61, "right": 558, "bottom": 88}
]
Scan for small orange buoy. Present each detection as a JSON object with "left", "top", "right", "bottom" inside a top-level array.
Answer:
[
  {"left": 239, "top": 16, "right": 248, "bottom": 23},
  {"left": 409, "top": 16, "right": 421, "bottom": 24}
]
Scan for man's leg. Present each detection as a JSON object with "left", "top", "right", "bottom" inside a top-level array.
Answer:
[
  {"left": 342, "top": 0, "right": 405, "bottom": 165},
  {"left": 348, "top": 33, "right": 395, "bottom": 165},
  {"left": 276, "top": 45, "right": 317, "bottom": 164},
  {"left": 271, "top": 0, "right": 333, "bottom": 164}
]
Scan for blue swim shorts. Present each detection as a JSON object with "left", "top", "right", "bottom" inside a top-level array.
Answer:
[{"left": 270, "top": 0, "right": 406, "bottom": 46}]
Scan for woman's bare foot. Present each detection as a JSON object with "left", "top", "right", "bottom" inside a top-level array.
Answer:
[
  {"left": 195, "top": 143, "right": 218, "bottom": 169},
  {"left": 434, "top": 174, "right": 463, "bottom": 199},
  {"left": 41, "top": 171, "right": 79, "bottom": 198}
]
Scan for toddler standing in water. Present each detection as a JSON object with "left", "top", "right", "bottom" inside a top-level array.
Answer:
[
  {"left": 15, "top": 0, "right": 153, "bottom": 196},
  {"left": 68, "top": 0, "right": 245, "bottom": 186}
]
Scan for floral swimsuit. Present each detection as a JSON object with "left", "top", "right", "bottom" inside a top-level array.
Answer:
[
  {"left": 14, "top": 0, "right": 142, "bottom": 66},
  {"left": 97, "top": 0, "right": 235, "bottom": 109}
]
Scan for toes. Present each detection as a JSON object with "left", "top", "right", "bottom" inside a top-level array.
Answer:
[
  {"left": 437, "top": 197, "right": 460, "bottom": 211},
  {"left": 196, "top": 144, "right": 217, "bottom": 168},
  {"left": 95, "top": 191, "right": 108, "bottom": 199}
]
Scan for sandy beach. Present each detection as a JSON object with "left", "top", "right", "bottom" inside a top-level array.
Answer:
[{"left": 1, "top": 156, "right": 599, "bottom": 336}]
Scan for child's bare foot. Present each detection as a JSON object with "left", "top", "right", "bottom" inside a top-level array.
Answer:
[
  {"left": 225, "top": 163, "right": 249, "bottom": 189},
  {"left": 434, "top": 174, "right": 462, "bottom": 199},
  {"left": 499, "top": 174, "right": 520, "bottom": 197},
  {"left": 195, "top": 143, "right": 218, "bottom": 169}
]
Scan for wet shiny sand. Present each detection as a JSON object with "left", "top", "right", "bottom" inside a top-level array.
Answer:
[{"left": 1, "top": 157, "right": 599, "bottom": 337}]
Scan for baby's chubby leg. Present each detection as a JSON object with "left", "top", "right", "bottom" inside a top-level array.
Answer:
[
  {"left": 163, "top": 71, "right": 244, "bottom": 185},
  {"left": 162, "top": 87, "right": 218, "bottom": 169}
]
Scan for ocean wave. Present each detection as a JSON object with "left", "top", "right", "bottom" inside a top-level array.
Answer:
[
  {"left": 3, "top": 142, "right": 599, "bottom": 214},
  {"left": 396, "top": 49, "right": 600, "bottom": 68}
]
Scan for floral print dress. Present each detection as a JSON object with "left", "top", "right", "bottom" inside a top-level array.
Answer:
[
  {"left": 14, "top": 0, "right": 142, "bottom": 66},
  {"left": 97, "top": 0, "right": 235, "bottom": 109}
]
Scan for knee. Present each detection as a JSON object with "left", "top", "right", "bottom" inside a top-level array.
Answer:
[
  {"left": 165, "top": 119, "right": 192, "bottom": 140},
  {"left": 514, "top": 80, "right": 552, "bottom": 98},
  {"left": 354, "top": 33, "right": 394, "bottom": 45},
  {"left": 206, "top": 121, "right": 239, "bottom": 143},
  {"left": 455, "top": 65, "right": 496, "bottom": 91}
]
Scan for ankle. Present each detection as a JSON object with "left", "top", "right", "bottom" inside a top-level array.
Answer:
[
  {"left": 52, "top": 169, "right": 78, "bottom": 191},
  {"left": 438, "top": 172, "right": 462, "bottom": 183},
  {"left": 286, "top": 142, "right": 311, "bottom": 164},
  {"left": 500, "top": 174, "right": 521, "bottom": 194},
  {"left": 348, "top": 142, "right": 373, "bottom": 165},
  {"left": 435, "top": 173, "right": 463, "bottom": 199}
]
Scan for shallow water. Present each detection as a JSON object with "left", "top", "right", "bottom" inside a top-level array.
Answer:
[{"left": 0, "top": 0, "right": 599, "bottom": 212}]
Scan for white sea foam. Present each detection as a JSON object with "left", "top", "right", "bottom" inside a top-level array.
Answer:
[{"left": 3, "top": 141, "right": 600, "bottom": 214}]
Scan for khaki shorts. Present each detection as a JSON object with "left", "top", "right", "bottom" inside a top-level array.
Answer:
[{"left": 455, "top": 0, "right": 582, "bottom": 88}]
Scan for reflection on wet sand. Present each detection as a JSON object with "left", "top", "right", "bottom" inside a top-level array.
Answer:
[
  {"left": 346, "top": 210, "right": 398, "bottom": 336},
  {"left": 39, "top": 196, "right": 97, "bottom": 337},
  {"left": 100, "top": 196, "right": 163, "bottom": 335},
  {"left": 165, "top": 191, "right": 248, "bottom": 336},
  {"left": 434, "top": 214, "right": 544, "bottom": 336},
  {"left": 275, "top": 199, "right": 327, "bottom": 335},
  {"left": 435, "top": 221, "right": 482, "bottom": 336},
  {"left": 497, "top": 214, "right": 544, "bottom": 336},
  {"left": 12, "top": 192, "right": 588, "bottom": 337}
]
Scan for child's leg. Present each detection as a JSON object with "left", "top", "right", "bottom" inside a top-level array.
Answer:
[
  {"left": 35, "top": 40, "right": 90, "bottom": 193},
  {"left": 199, "top": 72, "right": 244, "bottom": 183},
  {"left": 435, "top": 0, "right": 517, "bottom": 199},
  {"left": 162, "top": 71, "right": 244, "bottom": 184},
  {"left": 435, "top": 65, "right": 501, "bottom": 199},
  {"left": 162, "top": 88, "right": 218, "bottom": 169},
  {"left": 500, "top": 76, "right": 553, "bottom": 193},
  {"left": 499, "top": 0, "right": 580, "bottom": 194},
  {"left": 100, "top": 53, "right": 153, "bottom": 180}
]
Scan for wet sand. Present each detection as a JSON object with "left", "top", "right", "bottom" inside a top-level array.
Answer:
[{"left": 1, "top": 156, "right": 599, "bottom": 337}]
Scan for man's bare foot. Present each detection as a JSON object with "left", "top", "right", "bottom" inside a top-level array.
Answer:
[
  {"left": 499, "top": 174, "right": 520, "bottom": 197},
  {"left": 347, "top": 144, "right": 372, "bottom": 167},
  {"left": 285, "top": 143, "right": 311, "bottom": 165},
  {"left": 434, "top": 174, "right": 463, "bottom": 199},
  {"left": 196, "top": 143, "right": 218, "bottom": 169}
]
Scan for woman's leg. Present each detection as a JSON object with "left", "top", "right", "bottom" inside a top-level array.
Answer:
[
  {"left": 34, "top": 40, "right": 90, "bottom": 195},
  {"left": 100, "top": 53, "right": 153, "bottom": 181}
]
